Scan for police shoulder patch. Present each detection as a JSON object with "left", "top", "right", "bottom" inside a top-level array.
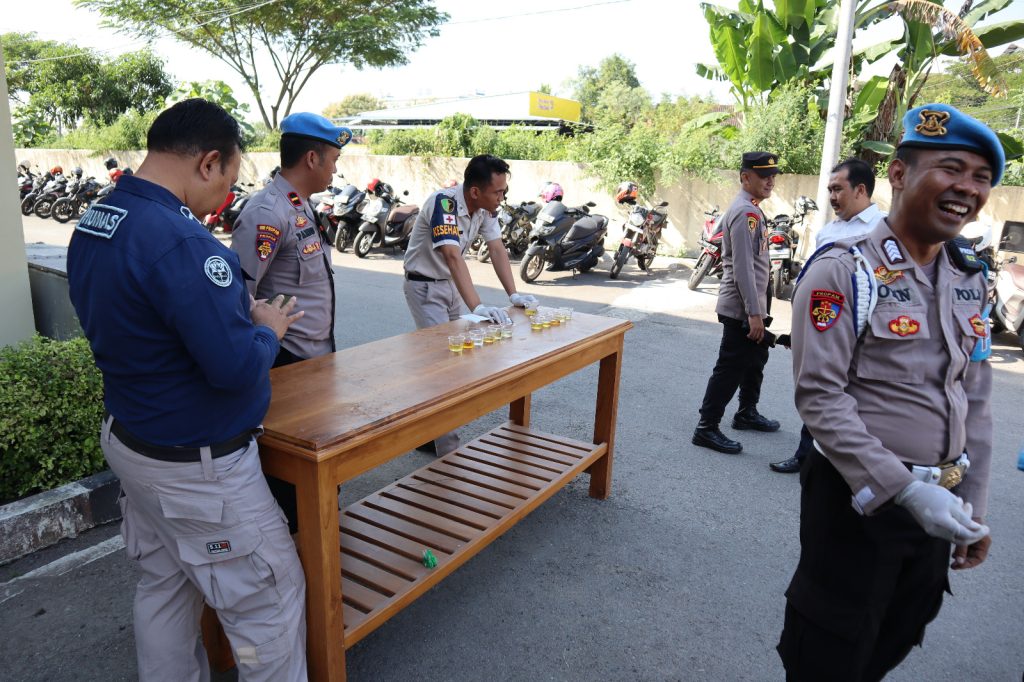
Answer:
[
  {"left": 75, "top": 204, "right": 128, "bottom": 239},
  {"left": 287, "top": 192, "right": 302, "bottom": 208},
  {"left": 204, "top": 256, "right": 233, "bottom": 287},
  {"left": 809, "top": 289, "right": 844, "bottom": 332},
  {"left": 882, "top": 238, "right": 906, "bottom": 265}
]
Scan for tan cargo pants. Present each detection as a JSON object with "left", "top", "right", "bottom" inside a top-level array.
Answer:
[{"left": 102, "top": 417, "right": 307, "bottom": 681}]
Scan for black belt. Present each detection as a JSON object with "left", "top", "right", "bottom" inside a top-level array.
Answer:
[
  {"left": 108, "top": 417, "right": 254, "bottom": 463},
  {"left": 405, "top": 271, "right": 445, "bottom": 282}
]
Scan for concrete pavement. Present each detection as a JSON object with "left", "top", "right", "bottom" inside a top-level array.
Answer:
[{"left": 5, "top": 216, "right": 1024, "bottom": 680}]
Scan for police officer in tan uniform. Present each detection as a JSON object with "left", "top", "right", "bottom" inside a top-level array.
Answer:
[
  {"left": 232, "top": 112, "right": 353, "bottom": 366},
  {"left": 403, "top": 154, "right": 538, "bottom": 455},
  {"left": 692, "top": 151, "right": 781, "bottom": 454},
  {"left": 777, "top": 103, "right": 1001, "bottom": 680}
]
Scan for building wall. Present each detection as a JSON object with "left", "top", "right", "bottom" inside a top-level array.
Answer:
[{"left": 17, "top": 148, "right": 1024, "bottom": 256}]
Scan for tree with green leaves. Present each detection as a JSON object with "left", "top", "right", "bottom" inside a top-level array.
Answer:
[
  {"left": 572, "top": 54, "right": 647, "bottom": 124},
  {"left": 323, "top": 94, "right": 385, "bottom": 119},
  {"left": 75, "top": 0, "right": 447, "bottom": 129},
  {"left": 169, "top": 80, "right": 252, "bottom": 133}
]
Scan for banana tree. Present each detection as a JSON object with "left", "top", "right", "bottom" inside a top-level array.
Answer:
[{"left": 858, "top": 0, "right": 1024, "bottom": 160}]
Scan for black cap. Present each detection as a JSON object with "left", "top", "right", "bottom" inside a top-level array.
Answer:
[{"left": 741, "top": 151, "right": 781, "bottom": 177}]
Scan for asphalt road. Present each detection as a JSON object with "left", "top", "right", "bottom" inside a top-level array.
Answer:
[{"left": 5, "top": 216, "right": 1024, "bottom": 681}]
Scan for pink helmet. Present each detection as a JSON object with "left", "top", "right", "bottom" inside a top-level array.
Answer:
[{"left": 540, "top": 182, "right": 563, "bottom": 202}]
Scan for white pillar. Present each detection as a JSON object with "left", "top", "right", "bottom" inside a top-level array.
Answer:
[
  {"left": 0, "top": 49, "right": 37, "bottom": 347},
  {"left": 804, "top": 0, "right": 857, "bottom": 258}
]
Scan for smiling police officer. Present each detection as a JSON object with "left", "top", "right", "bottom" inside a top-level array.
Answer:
[
  {"left": 231, "top": 112, "right": 353, "bottom": 367},
  {"left": 777, "top": 103, "right": 1001, "bottom": 680},
  {"left": 67, "top": 99, "right": 307, "bottom": 681}
]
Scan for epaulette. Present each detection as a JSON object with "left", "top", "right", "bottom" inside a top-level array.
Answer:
[{"left": 945, "top": 236, "right": 984, "bottom": 273}]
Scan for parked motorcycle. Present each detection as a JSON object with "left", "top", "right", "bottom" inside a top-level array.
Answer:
[
  {"left": 51, "top": 176, "right": 103, "bottom": 223},
  {"left": 17, "top": 163, "right": 35, "bottom": 200},
  {"left": 204, "top": 183, "right": 254, "bottom": 233},
  {"left": 312, "top": 179, "right": 366, "bottom": 252},
  {"left": 519, "top": 200, "right": 608, "bottom": 283},
  {"left": 609, "top": 183, "right": 669, "bottom": 279},
  {"left": 21, "top": 170, "right": 57, "bottom": 216},
  {"left": 688, "top": 206, "right": 724, "bottom": 290},
  {"left": 767, "top": 196, "right": 818, "bottom": 300},
  {"left": 353, "top": 179, "right": 419, "bottom": 258},
  {"left": 32, "top": 169, "right": 77, "bottom": 219},
  {"left": 990, "top": 221, "right": 1024, "bottom": 353},
  {"left": 476, "top": 199, "right": 541, "bottom": 263}
]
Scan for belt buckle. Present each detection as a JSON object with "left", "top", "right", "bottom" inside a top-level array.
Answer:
[{"left": 938, "top": 465, "right": 964, "bottom": 490}]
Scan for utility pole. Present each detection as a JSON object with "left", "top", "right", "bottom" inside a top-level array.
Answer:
[{"left": 804, "top": 0, "right": 858, "bottom": 258}]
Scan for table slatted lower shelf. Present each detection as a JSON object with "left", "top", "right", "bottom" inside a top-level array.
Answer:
[{"left": 337, "top": 422, "right": 605, "bottom": 646}]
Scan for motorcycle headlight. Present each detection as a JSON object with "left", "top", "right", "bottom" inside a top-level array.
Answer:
[
  {"left": 498, "top": 209, "right": 512, "bottom": 224},
  {"left": 365, "top": 199, "right": 383, "bottom": 216},
  {"left": 628, "top": 212, "right": 645, "bottom": 227}
]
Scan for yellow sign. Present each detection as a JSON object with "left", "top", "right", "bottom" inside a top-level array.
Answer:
[{"left": 528, "top": 92, "right": 581, "bottom": 122}]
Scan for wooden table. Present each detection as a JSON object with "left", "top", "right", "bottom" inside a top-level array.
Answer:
[{"left": 256, "top": 308, "right": 631, "bottom": 681}]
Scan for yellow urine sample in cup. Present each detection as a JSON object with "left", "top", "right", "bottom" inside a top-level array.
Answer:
[
  {"left": 483, "top": 336, "right": 495, "bottom": 344},
  {"left": 550, "top": 318, "right": 561, "bottom": 326},
  {"left": 541, "top": 319, "right": 551, "bottom": 328},
  {"left": 525, "top": 307, "right": 538, "bottom": 317},
  {"left": 501, "top": 328, "right": 513, "bottom": 339},
  {"left": 531, "top": 320, "right": 543, "bottom": 331},
  {"left": 463, "top": 339, "right": 474, "bottom": 350},
  {"left": 449, "top": 342, "right": 463, "bottom": 353}
]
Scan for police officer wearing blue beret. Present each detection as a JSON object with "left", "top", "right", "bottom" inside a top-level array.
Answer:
[
  {"left": 231, "top": 112, "right": 353, "bottom": 367},
  {"left": 777, "top": 103, "right": 1001, "bottom": 680},
  {"left": 68, "top": 99, "right": 308, "bottom": 681}
]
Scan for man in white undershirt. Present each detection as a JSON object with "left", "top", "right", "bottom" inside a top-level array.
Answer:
[{"left": 770, "top": 157, "right": 883, "bottom": 474}]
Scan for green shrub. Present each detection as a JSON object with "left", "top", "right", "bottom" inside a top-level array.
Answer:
[
  {"left": 45, "top": 109, "right": 159, "bottom": 151},
  {"left": 0, "top": 336, "right": 105, "bottom": 502}
]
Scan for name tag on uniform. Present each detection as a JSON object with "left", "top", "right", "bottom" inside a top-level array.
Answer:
[
  {"left": 75, "top": 204, "right": 128, "bottom": 239},
  {"left": 295, "top": 226, "right": 316, "bottom": 241}
]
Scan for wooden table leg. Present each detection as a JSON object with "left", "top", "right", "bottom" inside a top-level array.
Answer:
[
  {"left": 589, "top": 337, "right": 623, "bottom": 499},
  {"left": 509, "top": 394, "right": 531, "bottom": 427},
  {"left": 294, "top": 459, "right": 346, "bottom": 682}
]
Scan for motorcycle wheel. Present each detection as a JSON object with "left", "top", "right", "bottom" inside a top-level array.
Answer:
[
  {"left": 519, "top": 254, "right": 544, "bottom": 283},
  {"left": 354, "top": 232, "right": 374, "bottom": 258},
  {"left": 51, "top": 198, "right": 74, "bottom": 224},
  {"left": 772, "top": 266, "right": 785, "bottom": 301},
  {"left": 638, "top": 255, "right": 654, "bottom": 272},
  {"left": 334, "top": 228, "right": 348, "bottom": 253},
  {"left": 990, "top": 317, "right": 1005, "bottom": 335},
  {"left": 609, "top": 245, "right": 629, "bottom": 279},
  {"left": 34, "top": 198, "right": 55, "bottom": 219},
  {"left": 77, "top": 200, "right": 90, "bottom": 218},
  {"left": 476, "top": 242, "right": 491, "bottom": 263},
  {"left": 21, "top": 197, "right": 35, "bottom": 216},
  {"left": 688, "top": 253, "right": 713, "bottom": 290}
]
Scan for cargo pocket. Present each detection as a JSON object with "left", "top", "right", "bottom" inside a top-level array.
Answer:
[
  {"left": 855, "top": 310, "right": 929, "bottom": 384},
  {"left": 174, "top": 520, "right": 280, "bottom": 611}
]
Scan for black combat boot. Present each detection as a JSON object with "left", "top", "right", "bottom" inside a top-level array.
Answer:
[
  {"left": 692, "top": 419, "right": 743, "bottom": 454},
  {"left": 732, "top": 407, "right": 780, "bottom": 432}
]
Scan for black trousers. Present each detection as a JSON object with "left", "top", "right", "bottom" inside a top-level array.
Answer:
[
  {"left": 777, "top": 449, "right": 951, "bottom": 682},
  {"left": 698, "top": 314, "right": 770, "bottom": 424},
  {"left": 266, "top": 346, "right": 305, "bottom": 533},
  {"left": 794, "top": 424, "right": 814, "bottom": 462}
]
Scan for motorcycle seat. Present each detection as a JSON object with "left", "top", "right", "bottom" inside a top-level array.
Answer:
[
  {"left": 565, "top": 216, "right": 607, "bottom": 241},
  {"left": 1006, "top": 262, "right": 1024, "bottom": 290},
  {"left": 390, "top": 205, "right": 419, "bottom": 222}
]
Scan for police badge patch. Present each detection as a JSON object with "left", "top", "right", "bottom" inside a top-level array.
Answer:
[
  {"left": 968, "top": 313, "right": 988, "bottom": 337},
  {"left": 873, "top": 265, "right": 905, "bottom": 285},
  {"left": 810, "top": 290, "right": 844, "bottom": 332},
  {"left": 746, "top": 212, "right": 759, "bottom": 233},
  {"left": 204, "top": 256, "right": 233, "bottom": 287},
  {"left": 888, "top": 315, "right": 920, "bottom": 336}
]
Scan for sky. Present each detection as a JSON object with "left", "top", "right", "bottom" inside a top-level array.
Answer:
[{"left": 5, "top": 0, "right": 1024, "bottom": 123}]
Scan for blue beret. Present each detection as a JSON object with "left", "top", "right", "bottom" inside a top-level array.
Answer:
[
  {"left": 280, "top": 112, "right": 353, "bottom": 149},
  {"left": 897, "top": 103, "right": 1004, "bottom": 186}
]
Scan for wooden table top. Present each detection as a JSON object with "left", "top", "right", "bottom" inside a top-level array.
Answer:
[{"left": 263, "top": 309, "right": 631, "bottom": 455}]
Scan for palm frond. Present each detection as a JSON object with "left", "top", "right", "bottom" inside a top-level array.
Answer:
[{"left": 889, "top": 0, "right": 1008, "bottom": 97}]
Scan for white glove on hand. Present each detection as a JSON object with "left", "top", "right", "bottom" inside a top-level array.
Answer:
[
  {"left": 894, "top": 481, "right": 990, "bottom": 544},
  {"left": 509, "top": 293, "right": 538, "bottom": 308},
  {"left": 473, "top": 304, "right": 511, "bottom": 324}
]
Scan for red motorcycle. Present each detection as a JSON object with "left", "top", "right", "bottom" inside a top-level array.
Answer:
[{"left": 688, "top": 206, "right": 724, "bottom": 290}]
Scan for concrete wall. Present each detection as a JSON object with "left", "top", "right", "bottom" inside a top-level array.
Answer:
[
  {"left": 17, "top": 147, "right": 1024, "bottom": 256},
  {"left": 1, "top": 59, "right": 37, "bottom": 347}
]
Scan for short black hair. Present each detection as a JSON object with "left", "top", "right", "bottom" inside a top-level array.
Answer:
[
  {"left": 831, "top": 158, "right": 875, "bottom": 197},
  {"left": 280, "top": 136, "right": 331, "bottom": 169},
  {"left": 147, "top": 98, "right": 243, "bottom": 168},
  {"left": 895, "top": 146, "right": 920, "bottom": 167},
  {"left": 464, "top": 154, "right": 510, "bottom": 190}
]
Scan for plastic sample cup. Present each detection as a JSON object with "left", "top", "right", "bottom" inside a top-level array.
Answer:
[
  {"left": 530, "top": 317, "right": 543, "bottom": 331},
  {"left": 501, "top": 323, "right": 514, "bottom": 339},
  {"left": 470, "top": 330, "right": 485, "bottom": 347},
  {"left": 485, "top": 325, "right": 501, "bottom": 343},
  {"left": 525, "top": 306, "right": 538, "bottom": 317},
  {"left": 448, "top": 335, "right": 465, "bottom": 353}
]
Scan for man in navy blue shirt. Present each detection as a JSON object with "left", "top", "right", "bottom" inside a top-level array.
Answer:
[{"left": 68, "top": 99, "right": 307, "bottom": 682}]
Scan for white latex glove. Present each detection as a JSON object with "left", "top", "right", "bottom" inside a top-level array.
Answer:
[
  {"left": 894, "top": 481, "right": 990, "bottom": 544},
  {"left": 473, "top": 304, "right": 511, "bottom": 324},
  {"left": 509, "top": 293, "right": 538, "bottom": 308}
]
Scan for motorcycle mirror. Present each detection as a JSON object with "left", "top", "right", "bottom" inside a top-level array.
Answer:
[
  {"left": 526, "top": 200, "right": 536, "bottom": 205},
  {"left": 586, "top": 201, "right": 596, "bottom": 207},
  {"left": 403, "top": 190, "right": 409, "bottom": 196},
  {"left": 658, "top": 201, "right": 669, "bottom": 207}
]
